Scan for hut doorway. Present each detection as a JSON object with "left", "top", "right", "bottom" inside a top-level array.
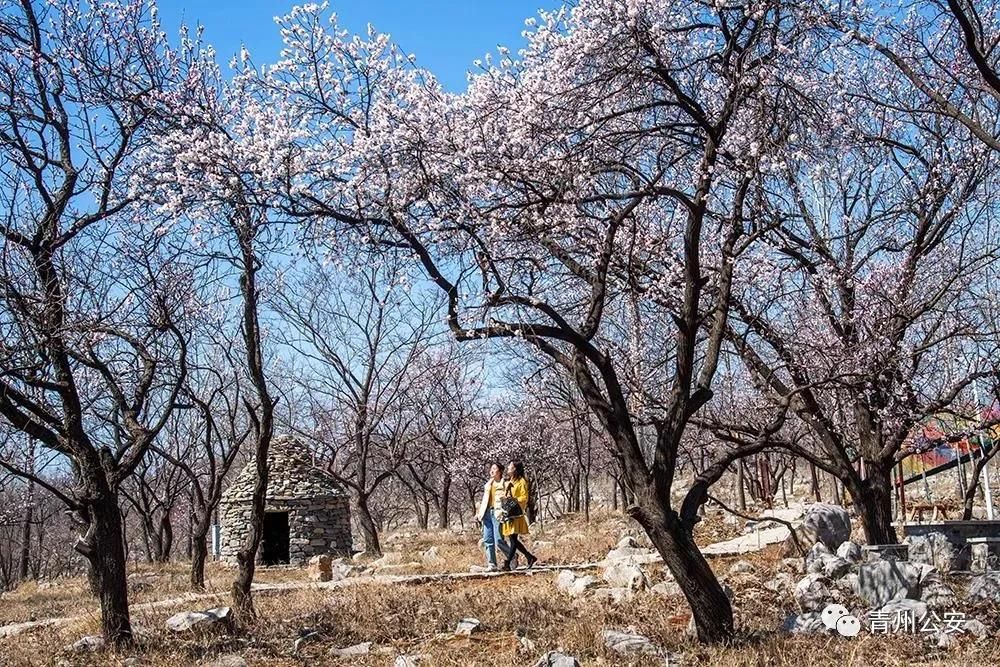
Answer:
[{"left": 261, "top": 511, "right": 290, "bottom": 565}]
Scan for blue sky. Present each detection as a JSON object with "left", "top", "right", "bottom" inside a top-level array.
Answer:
[{"left": 155, "top": 0, "right": 557, "bottom": 92}]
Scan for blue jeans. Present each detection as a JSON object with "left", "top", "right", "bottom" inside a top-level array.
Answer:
[{"left": 481, "top": 510, "right": 509, "bottom": 567}]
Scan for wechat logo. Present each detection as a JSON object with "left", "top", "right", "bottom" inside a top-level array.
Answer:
[{"left": 822, "top": 604, "right": 861, "bottom": 637}]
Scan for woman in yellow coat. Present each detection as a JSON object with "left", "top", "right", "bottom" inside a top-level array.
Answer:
[{"left": 499, "top": 461, "right": 538, "bottom": 571}]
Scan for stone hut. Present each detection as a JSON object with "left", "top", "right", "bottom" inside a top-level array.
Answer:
[{"left": 219, "top": 435, "right": 352, "bottom": 565}]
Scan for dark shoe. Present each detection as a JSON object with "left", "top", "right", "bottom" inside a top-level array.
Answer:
[
  {"left": 499, "top": 561, "right": 512, "bottom": 571},
  {"left": 526, "top": 555, "right": 538, "bottom": 569}
]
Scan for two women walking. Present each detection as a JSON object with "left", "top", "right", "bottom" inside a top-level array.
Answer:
[{"left": 475, "top": 460, "right": 538, "bottom": 571}]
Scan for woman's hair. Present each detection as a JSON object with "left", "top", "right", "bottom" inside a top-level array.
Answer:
[
  {"left": 489, "top": 461, "right": 502, "bottom": 472},
  {"left": 509, "top": 460, "right": 525, "bottom": 479}
]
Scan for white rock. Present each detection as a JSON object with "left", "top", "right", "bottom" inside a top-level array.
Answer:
[
  {"left": 602, "top": 562, "right": 648, "bottom": 590},
  {"left": 963, "top": 619, "right": 989, "bottom": 638},
  {"left": 794, "top": 574, "right": 833, "bottom": 612},
  {"left": 836, "top": 541, "right": 863, "bottom": 563},
  {"left": 801, "top": 503, "right": 852, "bottom": 550},
  {"left": 729, "top": 560, "right": 754, "bottom": 574},
  {"left": 968, "top": 573, "right": 1000, "bottom": 603},
  {"left": 393, "top": 655, "right": 427, "bottom": 667},
  {"left": 329, "top": 642, "right": 372, "bottom": 657},
  {"left": 372, "top": 551, "right": 405, "bottom": 567},
  {"left": 533, "top": 651, "right": 580, "bottom": 667},
  {"left": 822, "top": 556, "right": 852, "bottom": 580},
  {"left": 805, "top": 542, "right": 832, "bottom": 572},
  {"left": 165, "top": 606, "right": 232, "bottom": 633},
  {"left": 650, "top": 580, "right": 682, "bottom": 597},
  {"left": 66, "top": 635, "right": 104, "bottom": 653},
  {"left": 779, "top": 612, "right": 827, "bottom": 634},
  {"left": 454, "top": 617, "right": 481, "bottom": 637},
  {"left": 568, "top": 575, "right": 600, "bottom": 598},
  {"left": 602, "top": 629, "right": 663, "bottom": 656},
  {"left": 421, "top": 547, "right": 443, "bottom": 566},
  {"left": 592, "top": 587, "right": 634, "bottom": 604}
]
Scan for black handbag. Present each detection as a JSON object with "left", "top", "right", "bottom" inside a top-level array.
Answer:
[{"left": 501, "top": 494, "right": 523, "bottom": 519}]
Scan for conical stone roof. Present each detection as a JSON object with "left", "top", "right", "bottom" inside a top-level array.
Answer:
[{"left": 221, "top": 435, "right": 346, "bottom": 503}]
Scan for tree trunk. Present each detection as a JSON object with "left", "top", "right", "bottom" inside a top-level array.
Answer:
[
  {"left": 232, "top": 436, "right": 268, "bottom": 623},
  {"left": 849, "top": 460, "right": 898, "bottom": 544},
  {"left": 18, "top": 490, "right": 32, "bottom": 581},
  {"left": 156, "top": 514, "right": 173, "bottom": 563},
  {"left": 77, "top": 490, "right": 133, "bottom": 647},
  {"left": 190, "top": 531, "right": 208, "bottom": 590},
  {"left": 355, "top": 494, "right": 381, "bottom": 555},
  {"left": 631, "top": 491, "right": 733, "bottom": 643},
  {"left": 437, "top": 476, "right": 451, "bottom": 529}
]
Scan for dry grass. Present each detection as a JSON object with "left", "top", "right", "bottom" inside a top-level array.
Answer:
[{"left": 2, "top": 511, "right": 998, "bottom": 666}]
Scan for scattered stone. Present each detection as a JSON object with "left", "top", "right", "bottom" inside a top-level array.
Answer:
[
  {"left": 779, "top": 612, "right": 827, "bottom": 634},
  {"left": 805, "top": 542, "right": 832, "bottom": 572},
  {"left": 875, "top": 598, "right": 928, "bottom": 622},
  {"left": 569, "top": 575, "right": 600, "bottom": 598},
  {"left": 469, "top": 565, "right": 489, "bottom": 573},
  {"left": 615, "top": 536, "right": 639, "bottom": 550},
  {"left": 779, "top": 558, "right": 805, "bottom": 575},
  {"left": 855, "top": 560, "right": 927, "bottom": 607},
  {"left": 968, "top": 573, "right": 1000, "bottom": 603},
  {"left": 936, "top": 632, "right": 957, "bottom": 650},
  {"left": 822, "top": 556, "right": 852, "bottom": 580},
  {"left": 602, "top": 629, "right": 663, "bottom": 656},
  {"left": 393, "top": 655, "right": 427, "bottom": 667},
  {"left": 800, "top": 503, "right": 852, "bottom": 551},
  {"left": 919, "top": 572, "right": 955, "bottom": 609},
  {"left": 555, "top": 570, "right": 577, "bottom": 592},
  {"left": 454, "top": 618, "right": 482, "bottom": 637},
  {"left": 308, "top": 554, "right": 333, "bottom": 582},
  {"left": 66, "top": 635, "right": 104, "bottom": 653},
  {"left": 329, "top": 642, "right": 373, "bottom": 657},
  {"left": 836, "top": 541, "right": 863, "bottom": 563},
  {"left": 165, "top": 606, "right": 232, "bottom": 633},
  {"left": 602, "top": 562, "right": 648, "bottom": 590},
  {"left": 794, "top": 573, "right": 833, "bottom": 612},
  {"left": 962, "top": 619, "right": 989, "bottom": 639},
  {"left": 763, "top": 573, "right": 794, "bottom": 593},
  {"left": 533, "top": 651, "right": 580, "bottom": 667},
  {"left": 592, "top": 587, "right": 633, "bottom": 604},
  {"left": 651, "top": 580, "right": 682, "bottom": 597},
  {"left": 293, "top": 630, "right": 321, "bottom": 654},
  {"left": 371, "top": 552, "right": 405, "bottom": 568},
  {"left": 532, "top": 541, "right": 554, "bottom": 550},
  {"left": 908, "top": 532, "right": 959, "bottom": 571},
  {"left": 833, "top": 572, "right": 859, "bottom": 598},
  {"left": 729, "top": 560, "right": 754, "bottom": 574},
  {"left": 421, "top": 547, "right": 443, "bottom": 566}
]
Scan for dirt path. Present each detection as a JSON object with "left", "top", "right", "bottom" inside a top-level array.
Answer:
[{"left": 0, "top": 563, "right": 598, "bottom": 641}]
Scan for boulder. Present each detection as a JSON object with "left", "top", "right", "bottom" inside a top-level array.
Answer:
[
  {"left": 534, "top": 651, "right": 580, "bottom": 667},
  {"left": 568, "top": 575, "right": 600, "bottom": 598},
  {"left": 873, "top": 598, "right": 928, "bottom": 623},
  {"left": 602, "top": 562, "right": 648, "bottom": 590},
  {"left": 968, "top": 573, "right": 1000, "bottom": 603},
  {"left": 855, "top": 560, "right": 931, "bottom": 607},
  {"left": 907, "top": 532, "right": 959, "bottom": 571},
  {"left": 421, "top": 547, "right": 443, "bottom": 566},
  {"left": 554, "top": 570, "right": 577, "bottom": 593},
  {"left": 165, "top": 606, "right": 232, "bottom": 633},
  {"left": 963, "top": 619, "right": 989, "bottom": 639},
  {"left": 822, "top": 556, "right": 852, "bottom": 580},
  {"left": 836, "top": 541, "right": 863, "bottom": 563},
  {"left": 800, "top": 503, "right": 852, "bottom": 551},
  {"left": 794, "top": 574, "right": 833, "bottom": 612},
  {"left": 601, "top": 629, "right": 664, "bottom": 656},
  {"left": 805, "top": 542, "right": 832, "bottom": 572},
  {"left": 329, "top": 642, "right": 372, "bottom": 657},
  {"left": 308, "top": 554, "right": 333, "bottom": 582},
  {"left": 919, "top": 572, "right": 956, "bottom": 609}
]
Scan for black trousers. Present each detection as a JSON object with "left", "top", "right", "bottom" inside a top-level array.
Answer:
[{"left": 504, "top": 533, "right": 535, "bottom": 565}]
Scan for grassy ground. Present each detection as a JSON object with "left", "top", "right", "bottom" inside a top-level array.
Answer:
[{"left": 1, "top": 510, "right": 997, "bottom": 666}]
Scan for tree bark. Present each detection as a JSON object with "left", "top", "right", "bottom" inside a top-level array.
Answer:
[
  {"left": 849, "top": 460, "right": 898, "bottom": 544},
  {"left": 190, "top": 531, "right": 208, "bottom": 590},
  {"left": 630, "top": 489, "right": 733, "bottom": 643},
  {"left": 436, "top": 474, "right": 451, "bottom": 529},
  {"left": 18, "top": 487, "right": 32, "bottom": 581},
  {"left": 355, "top": 493, "right": 382, "bottom": 555},
  {"left": 76, "top": 489, "right": 132, "bottom": 647}
]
